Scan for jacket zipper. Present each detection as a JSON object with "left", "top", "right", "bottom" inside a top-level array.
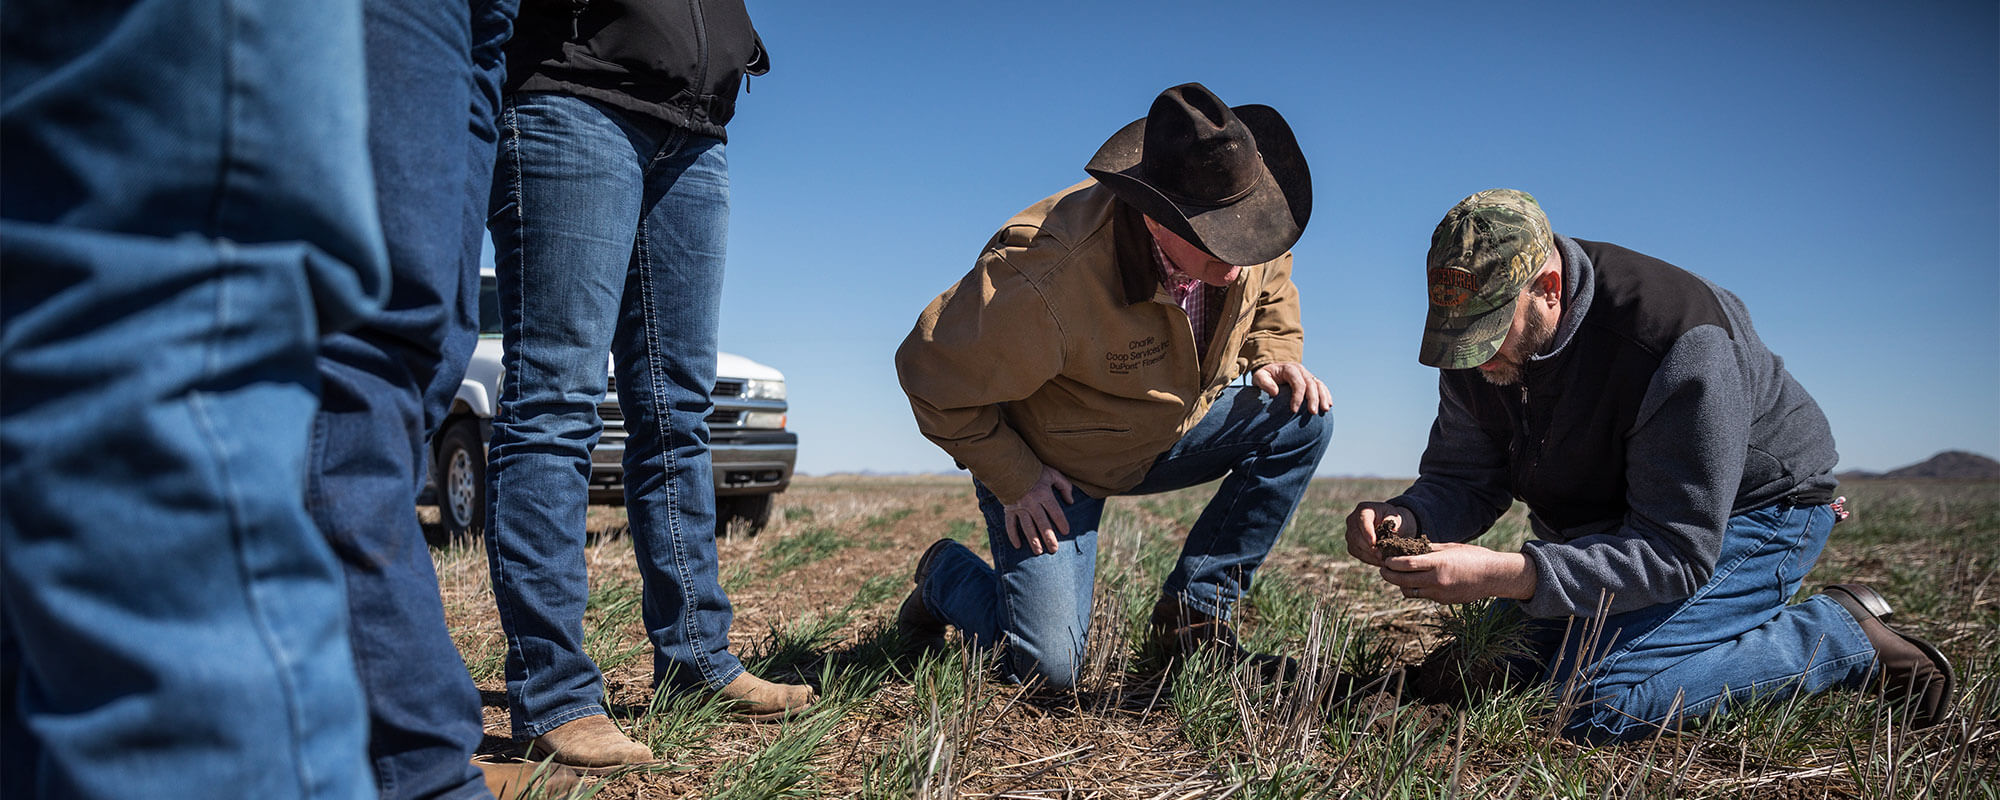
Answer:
[
  {"left": 689, "top": 0, "right": 710, "bottom": 108},
  {"left": 1519, "top": 383, "right": 1543, "bottom": 481}
]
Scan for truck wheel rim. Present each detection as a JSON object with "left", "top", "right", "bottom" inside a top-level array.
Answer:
[{"left": 447, "top": 449, "right": 476, "bottom": 525}]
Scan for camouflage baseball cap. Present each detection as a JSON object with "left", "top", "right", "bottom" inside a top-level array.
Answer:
[{"left": 1418, "top": 189, "right": 1553, "bottom": 369}]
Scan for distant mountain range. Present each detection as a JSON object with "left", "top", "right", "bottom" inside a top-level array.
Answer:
[{"left": 1839, "top": 450, "right": 2000, "bottom": 480}]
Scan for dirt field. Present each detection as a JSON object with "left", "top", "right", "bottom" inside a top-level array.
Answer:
[{"left": 429, "top": 476, "right": 2000, "bottom": 799}]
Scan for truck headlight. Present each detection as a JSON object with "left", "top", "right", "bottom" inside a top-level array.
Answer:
[
  {"left": 741, "top": 379, "right": 786, "bottom": 401},
  {"left": 742, "top": 412, "right": 786, "bottom": 430}
]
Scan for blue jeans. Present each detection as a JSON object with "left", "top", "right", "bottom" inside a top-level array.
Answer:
[
  {"left": 484, "top": 93, "right": 740, "bottom": 739},
  {"left": 308, "top": 1, "right": 514, "bottom": 797},
  {"left": 1, "top": 1, "right": 379, "bottom": 797},
  {"left": 1508, "top": 503, "right": 1875, "bottom": 743},
  {"left": 922, "top": 386, "right": 1332, "bottom": 688}
]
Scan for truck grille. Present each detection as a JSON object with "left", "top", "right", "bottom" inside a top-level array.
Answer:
[
  {"left": 598, "top": 376, "right": 753, "bottom": 433},
  {"left": 608, "top": 375, "right": 744, "bottom": 398}
]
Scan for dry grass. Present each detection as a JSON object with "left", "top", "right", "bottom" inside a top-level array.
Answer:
[{"left": 429, "top": 476, "right": 2000, "bottom": 799}]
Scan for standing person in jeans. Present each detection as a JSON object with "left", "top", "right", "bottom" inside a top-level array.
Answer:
[
  {"left": 1, "top": 2, "right": 380, "bottom": 797},
  {"left": 310, "top": 1, "right": 576, "bottom": 797},
  {"left": 1344, "top": 189, "right": 1955, "bottom": 742},
  {"left": 894, "top": 83, "right": 1333, "bottom": 691},
  {"left": 484, "top": 0, "right": 813, "bottom": 769}
]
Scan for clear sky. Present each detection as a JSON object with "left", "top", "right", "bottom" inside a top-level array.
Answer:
[{"left": 693, "top": 1, "right": 1998, "bottom": 478}]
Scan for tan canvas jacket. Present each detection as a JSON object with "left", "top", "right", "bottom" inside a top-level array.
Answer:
[{"left": 895, "top": 180, "right": 1305, "bottom": 503}]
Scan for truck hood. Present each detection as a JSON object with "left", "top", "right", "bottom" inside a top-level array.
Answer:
[{"left": 468, "top": 336, "right": 783, "bottom": 383}]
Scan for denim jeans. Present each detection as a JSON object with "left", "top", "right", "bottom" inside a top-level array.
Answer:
[
  {"left": 2, "top": 1, "right": 379, "bottom": 797},
  {"left": 306, "top": 1, "right": 515, "bottom": 797},
  {"left": 921, "top": 385, "right": 1332, "bottom": 688},
  {"left": 1507, "top": 502, "right": 1875, "bottom": 743},
  {"left": 485, "top": 92, "right": 741, "bottom": 738}
]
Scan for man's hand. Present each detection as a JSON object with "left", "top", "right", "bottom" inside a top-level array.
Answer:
[
  {"left": 1344, "top": 501, "right": 1416, "bottom": 567},
  {"left": 1252, "top": 362, "right": 1332, "bottom": 415},
  {"left": 1377, "top": 542, "right": 1537, "bottom": 604},
  {"left": 1003, "top": 465, "right": 1075, "bottom": 556}
]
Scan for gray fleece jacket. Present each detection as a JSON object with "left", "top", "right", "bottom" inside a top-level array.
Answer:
[{"left": 1391, "top": 234, "right": 1839, "bottom": 618}]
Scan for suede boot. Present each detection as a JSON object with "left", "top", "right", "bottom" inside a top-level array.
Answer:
[
  {"left": 527, "top": 714, "right": 653, "bottom": 768},
  {"left": 897, "top": 538, "right": 955, "bottom": 653},
  {"left": 1821, "top": 583, "right": 1955, "bottom": 727},
  {"left": 473, "top": 756, "right": 583, "bottom": 798},
  {"left": 718, "top": 672, "right": 818, "bottom": 721},
  {"left": 1148, "top": 596, "right": 1298, "bottom": 685}
]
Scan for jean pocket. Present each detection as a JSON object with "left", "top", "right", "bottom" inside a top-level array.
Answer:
[{"left": 1771, "top": 505, "right": 1831, "bottom": 592}]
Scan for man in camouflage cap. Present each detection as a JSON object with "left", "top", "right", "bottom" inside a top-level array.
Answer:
[
  {"left": 1342, "top": 189, "right": 1954, "bottom": 742},
  {"left": 1416, "top": 189, "right": 1553, "bottom": 372}
]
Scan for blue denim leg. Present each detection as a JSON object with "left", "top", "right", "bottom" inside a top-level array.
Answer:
[
  {"left": 1129, "top": 385, "right": 1333, "bottom": 617},
  {"left": 612, "top": 129, "right": 742, "bottom": 693},
  {"left": 923, "top": 486, "right": 1105, "bottom": 688},
  {"left": 1510, "top": 504, "right": 1876, "bottom": 743},
  {"left": 486, "top": 93, "right": 643, "bottom": 738},
  {"left": 1, "top": 1, "right": 378, "bottom": 797},
  {"left": 921, "top": 385, "right": 1328, "bottom": 687},
  {"left": 485, "top": 93, "right": 745, "bottom": 737},
  {"left": 308, "top": 1, "right": 516, "bottom": 797}
]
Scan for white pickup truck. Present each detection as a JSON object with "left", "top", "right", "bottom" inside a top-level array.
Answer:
[{"left": 428, "top": 272, "right": 797, "bottom": 542}]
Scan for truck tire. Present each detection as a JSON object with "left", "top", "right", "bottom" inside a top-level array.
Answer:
[
  {"left": 717, "top": 493, "right": 773, "bottom": 538},
  {"left": 432, "top": 417, "right": 487, "bottom": 545}
]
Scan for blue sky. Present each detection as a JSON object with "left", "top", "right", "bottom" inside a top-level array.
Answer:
[{"left": 693, "top": 1, "right": 1997, "bottom": 477}]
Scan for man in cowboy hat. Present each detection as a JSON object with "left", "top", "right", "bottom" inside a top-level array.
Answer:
[
  {"left": 1344, "top": 189, "right": 1955, "bottom": 741},
  {"left": 893, "top": 83, "right": 1332, "bottom": 689}
]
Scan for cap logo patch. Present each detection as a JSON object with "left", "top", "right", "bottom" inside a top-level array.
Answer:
[{"left": 1428, "top": 268, "right": 1479, "bottom": 308}]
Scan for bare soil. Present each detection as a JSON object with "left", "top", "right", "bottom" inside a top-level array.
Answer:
[{"left": 1373, "top": 517, "right": 1433, "bottom": 560}]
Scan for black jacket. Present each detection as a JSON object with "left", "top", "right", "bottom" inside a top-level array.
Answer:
[
  {"left": 504, "top": 0, "right": 769, "bottom": 140},
  {"left": 1393, "top": 235, "right": 1839, "bottom": 618}
]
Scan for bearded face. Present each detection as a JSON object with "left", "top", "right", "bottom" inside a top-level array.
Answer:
[{"left": 1477, "top": 294, "right": 1556, "bottom": 387}]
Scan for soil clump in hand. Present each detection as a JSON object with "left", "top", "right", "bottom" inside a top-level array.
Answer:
[{"left": 1373, "top": 518, "right": 1433, "bottom": 559}]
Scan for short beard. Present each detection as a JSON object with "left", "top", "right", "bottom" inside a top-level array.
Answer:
[{"left": 1479, "top": 304, "right": 1557, "bottom": 387}]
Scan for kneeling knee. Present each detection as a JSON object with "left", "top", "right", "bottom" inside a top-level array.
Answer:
[
  {"left": 1010, "top": 652, "right": 1081, "bottom": 691},
  {"left": 1559, "top": 684, "right": 1677, "bottom": 744}
]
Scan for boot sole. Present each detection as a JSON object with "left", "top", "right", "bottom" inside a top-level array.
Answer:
[
  {"left": 1824, "top": 582, "right": 1895, "bottom": 619},
  {"left": 472, "top": 755, "right": 588, "bottom": 792},
  {"left": 728, "top": 701, "right": 816, "bottom": 723},
  {"left": 520, "top": 743, "right": 666, "bottom": 775}
]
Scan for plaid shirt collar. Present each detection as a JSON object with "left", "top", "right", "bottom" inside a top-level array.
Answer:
[
  {"left": 1148, "top": 236, "right": 1215, "bottom": 360},
  {"left": 1148, "top": 237, "right": 1204, "bottom": 302}
]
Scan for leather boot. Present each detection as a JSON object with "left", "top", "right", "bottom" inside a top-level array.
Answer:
[
  {"left": 473, "top": 756, "right": 583, "bottom": 798},
  {"left": 527, "top": 714, "right": 653, "bottom": 768},
  {"left": 1821, "top": 583, "right": 1955, "bottom": 727},
  {"left": 718, "top": 672, "right": 818, "bottom": 721},
  {"left": 1148, "top": 596, "right": 1298, "bottom": 685},
  {"left": 897, "top": 538, "right": 954, "bottom": 652}
]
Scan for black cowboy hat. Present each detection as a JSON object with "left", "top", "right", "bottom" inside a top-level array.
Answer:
[{"left": 1084, "top": 82, "right": 1311, "bottom": 266}]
